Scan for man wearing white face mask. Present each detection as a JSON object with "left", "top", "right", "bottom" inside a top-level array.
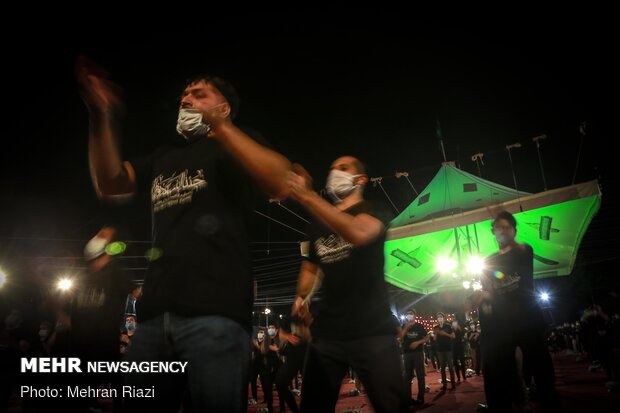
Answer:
[
  {"left": 76, "top": 57, "right": 292, "bottom": 413},
  {"left": 400, "top": 309, "right": 428, "bottom": 405},
  {"left": 433, "top": 312, "right": 456, "bottom": 390},
  {"left": 288, "top": 156, "right": 408, "bottom": 413}
]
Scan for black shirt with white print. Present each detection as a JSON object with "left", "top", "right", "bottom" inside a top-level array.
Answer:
[
  {"left": 403, "top": 323, "right": 427, "bottom": 353},
  {"left": 307, "top": 200, "right": 395, "bottom": 341},
  {"left": 130, "top": 131, "right": 261, "bottom": 329}
]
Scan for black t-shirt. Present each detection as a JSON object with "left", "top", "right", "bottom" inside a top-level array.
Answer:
[
  {"left": 253, "top": 339, "right": 265, "bottom": 366},
  {"left": 264, "top": 332, "right": 282, "bottom": 366},
  {"left": 71, "top": 261, "right": 134, "bottom": 357},
  {"left": 307, "top": 200, "right": 395, "bottom": 340},
  {"left": 484, "top": 244, "right": 534, "bottom": 301},
  {"left": 481, "top": 243, "right": 541, "bottom": 332},
  {"left": 452, "top": 327, "right": 465, "bottom": 352},
  {"left": 402, "top": 323, "right": 427, "bottom": 353},
  {"left": 131, "top": 134, "right": 258, "bottom": 329},
  {"left": 433, "top": 323, "right": 454, "bottom": 352}
]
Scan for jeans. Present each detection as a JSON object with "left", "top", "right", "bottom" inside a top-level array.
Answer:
[
  {"left": 437, "top": 351, "right": 455, "bottom": 386},
  {"left": 125, "top": 313, "right": 250, "bottom": 413}
]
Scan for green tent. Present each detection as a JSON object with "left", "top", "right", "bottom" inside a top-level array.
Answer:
[{"left": 384, "top": 163, "right": 601, "bottom": 294}]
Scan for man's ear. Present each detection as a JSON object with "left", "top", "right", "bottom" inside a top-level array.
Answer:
[
  {"left": 356, "top": 174, "right": 369, "bottom": 186},
  {"left": 220, "top": 102, "right": 232, "bottom": 119}
]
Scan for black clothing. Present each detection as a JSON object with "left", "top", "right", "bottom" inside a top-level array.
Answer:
[
  {"left": 307, "top": 201, "right": 394, "bottom": 340},
  {"left": 131, "top": 133, "right": 262, "bottom": 330}
]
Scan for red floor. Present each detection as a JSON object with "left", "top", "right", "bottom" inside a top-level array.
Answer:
[{"left": 248, "top": 353, "right": 620, "bottom": 413}]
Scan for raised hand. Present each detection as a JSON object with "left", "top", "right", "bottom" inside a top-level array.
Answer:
[
  {"left": 75, "top": 55, "right": 123, "bottom": 115},
  {"left": 287, "top": 163, "right": 315, "bottom": 203}
]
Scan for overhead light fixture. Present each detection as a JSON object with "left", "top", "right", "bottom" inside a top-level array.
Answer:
[
  {"left": 57, "top": 278, "right": 73, "bottom": 292},
  {"left": 466, "top": 256, "right": 485, "bottom": 274},
  {"left": 437, "top": 257, "right": 457, "bottom": 274}
]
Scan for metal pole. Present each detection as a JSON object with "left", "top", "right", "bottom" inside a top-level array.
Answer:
[{"left": 533, "top": 135, "right": 548, "bottom": 191}]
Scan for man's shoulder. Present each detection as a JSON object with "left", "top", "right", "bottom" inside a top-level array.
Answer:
[{"left": 349, "top": 200, "right": 394, "bottom": 225}]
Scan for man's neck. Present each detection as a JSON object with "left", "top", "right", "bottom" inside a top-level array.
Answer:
[
  {"left": 499, "top": 241, "right": 517, "bottom": 255},
  {"left": 336, "top": 191, "right": 364, "bottom": 211}
]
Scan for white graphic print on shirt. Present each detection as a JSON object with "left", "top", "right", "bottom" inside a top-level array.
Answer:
[
  {"left": 151, "top": 169, "right": 207, "bottom": 212},
  {"left": 314, "top": 234, "right": 354, "bottom": 264},
  {"left": 407, "top": 330, "right": 420, "bottom": 339}
]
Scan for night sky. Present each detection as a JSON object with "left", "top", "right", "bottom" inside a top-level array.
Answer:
[{"left": 1, "top": 15, "right": 617, "bottom": 321}]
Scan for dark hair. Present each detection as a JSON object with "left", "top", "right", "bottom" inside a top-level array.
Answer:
[
  {"left": 352, "top": 158, "right": 366, "bottom": 175},
  {"left": 493, "top": 211, "right": 517, "bottom": 231},
  {"left": 185, "top": 75, "right": 240, "bottom": 120}
]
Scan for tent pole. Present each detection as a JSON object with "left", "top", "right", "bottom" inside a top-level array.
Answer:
[{"left": 533, "top": 134, "right": 548, "bottom": 191}]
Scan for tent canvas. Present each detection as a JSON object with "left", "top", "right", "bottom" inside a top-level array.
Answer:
[{"left": 384, "top": 164, "right": 601, "bottom": 294}]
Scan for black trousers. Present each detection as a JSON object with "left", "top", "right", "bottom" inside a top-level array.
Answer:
[
  {"left": 482, "top": 321, "right": 558, "bottom": 412},
  {"left": 275, "top": 344, "right": 307, "bottom": 413},
  {"left": 403, "top": 351, "right": 425, "bottom": 401},
  {"left": 300, "top": 335, "right": 407, "bottom": 413},
  {"left": 452, "top": 347, "right": 467, "bottom": 381}
]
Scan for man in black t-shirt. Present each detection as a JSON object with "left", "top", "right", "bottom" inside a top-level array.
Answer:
[
  {"left": 274, "top": 316, "right": 307, "bottom": 413},
  {"left": 288, "top": 156, "right": 408, "bottom": 413},
  {"left": 77, "top": 58, "right": 291, "bottom": 413},
  {"left": 452, "top": 319, "right": 467, "bottom": 382},
  {"left": 473, "top": 211, "right": 559, "bottom": 412},
  {"left": 401, "top": 308, "right": 429, "bottom": 405},
  {"left": 433, "top": 312, "right": 456, "bottom": 390}
]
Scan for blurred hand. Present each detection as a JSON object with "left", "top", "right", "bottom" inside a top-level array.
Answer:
[
  {"left": 287, "top": 164, "right": 314, "bottom": 203},
  {"left": 287, "top": 334, "right": 301, "bottom": 346},
  {"left": 75, "top": 55, "right": 124, "bottom": 115}
]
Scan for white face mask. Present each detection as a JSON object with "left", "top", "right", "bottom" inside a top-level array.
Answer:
[
  {"left": 452, "top": 321, "right": 458, "bottom": 328},
  {"left": 268, "top": 328, "right": 276, "bottom": 337},
  {"left": 325, "top": 169, "right": 361, "bottom": 203},
  {"left": 176, "top": 108, "right": 210, "bottom": 141},
  {"left": 405, "top": 314, "right": 414, "bottom": 322},
  {"left": 84, "top": 236, "right": 108, "bottom": 261},
  {"left": 257, "top": 333, "right": 264, "bottom": 340},
  {"left": 437, "top": 317, "right": 444, "bottom": 324}
]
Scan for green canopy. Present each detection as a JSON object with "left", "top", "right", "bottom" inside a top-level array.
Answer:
[{"left": 384, "top": 163, "right": 601, "bottom": 294}]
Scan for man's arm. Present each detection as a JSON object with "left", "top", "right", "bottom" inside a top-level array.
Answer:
[
  {"left": 399, "top": 323, "right": 412, "bottom": 342},
  {"left": 204, "top": 112, "right": 292, "bottom": 200},
  {"left": 287, "top": 173, "right": 383, "bottom": 246},
  {"left": 292, "top": 261, "right": 320, "bottom": 321},
  {"left": 410, "top": 334, "right": 430, "bottom": 350},
  {"left": 76, "top": 57, "right": 136, "bottom": 198}
]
